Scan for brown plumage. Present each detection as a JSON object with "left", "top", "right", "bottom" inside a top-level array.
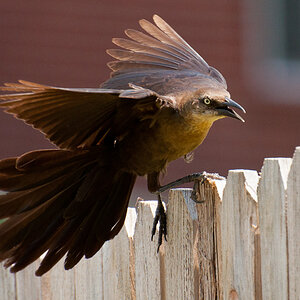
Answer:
[{"left": 0, "top": 15, "right": 245, "bottom": 276}]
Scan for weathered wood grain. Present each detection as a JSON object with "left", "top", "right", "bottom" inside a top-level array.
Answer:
[
  {"left": 221, "top": 169, "right": 259, "bottom": 300},
  {"left": 258, "top": 158, "right": 292, "bottom": 300},
  {"left": 102, "top": 207, "right": 136, "bottom": 300},
  {"left": 15, "top": 260, "right": 42, "bottom": 300},
  {"left": 287, "top": 147, "right": 300, "bottom": 299},
  {"left": 163, "top": 188, "right": 196, "bottom": 300},
  {"left": 194, "top": 179, "right": 225, "bottom": 300},
  {"left": 41, "top": 256, "right": 75, "bottom": 300},
  {"left": 0, "top": 263, "right": 16, "bottom": 300},
  {"left": 134, "top": 200, "right": 162, "bottom": 300},
  {"left": 74, "top": 252, "right": 102, "bottom": 300}
]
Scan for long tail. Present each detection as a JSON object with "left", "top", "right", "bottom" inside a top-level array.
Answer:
[{"left": 0, "top": 148, "right": 136, "bottom": 276}]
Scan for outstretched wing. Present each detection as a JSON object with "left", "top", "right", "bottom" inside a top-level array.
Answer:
[
  {"left": 102, "top": 14, "right": 227, "bottom": 94},
  {"left": 0, "top": 81, "right": 122, "bottom": 150},
  {"left": 0, "top": 81, "right": 175, "bottom": 150}
]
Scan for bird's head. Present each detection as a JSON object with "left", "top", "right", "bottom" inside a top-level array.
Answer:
[{"left": 183, "top": 87, "right": 246, "bottom": 123}]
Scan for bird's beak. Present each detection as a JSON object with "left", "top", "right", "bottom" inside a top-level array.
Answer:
[{"left": 216, "top": 97, "right": 246, "bottom": 122}]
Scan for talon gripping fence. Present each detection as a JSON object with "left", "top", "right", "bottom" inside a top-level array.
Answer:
[{"left": 1, "top": 147, "right": 299, "bottom": 300}]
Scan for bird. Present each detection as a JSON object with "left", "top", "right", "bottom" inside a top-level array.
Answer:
[{"left": 0, "top": 14, "right": 245, "bottom": 276}]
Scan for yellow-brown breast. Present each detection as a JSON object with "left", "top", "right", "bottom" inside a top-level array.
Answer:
[{"left": 118, "top": 107, "right": 217, "bottom": 175}]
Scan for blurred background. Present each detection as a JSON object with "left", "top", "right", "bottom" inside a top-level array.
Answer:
[{"left": 0, "top": 0, "right": 299, "bottom": 201}]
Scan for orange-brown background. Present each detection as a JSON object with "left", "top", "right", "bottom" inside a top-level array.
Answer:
[{"left": 0, "top": 1, "right": 299, "bottom": 200}]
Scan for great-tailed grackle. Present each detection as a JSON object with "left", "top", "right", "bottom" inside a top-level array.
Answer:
[{"left": 0, "top": 15, "right": 245, "bottom": 276}]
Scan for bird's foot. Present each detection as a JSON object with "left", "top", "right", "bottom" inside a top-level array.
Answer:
[
  {"left": 190, "top": 172, "right": 225, "bottom": 203},
  {"left": 151, "top": 194, "right": 167, "bottom": 252},
  {"left": 193, "top": 171, "right": 225, "bottom": 184},
  {"left": 156, "top": 172, "right": 224, "bottom": 195}
]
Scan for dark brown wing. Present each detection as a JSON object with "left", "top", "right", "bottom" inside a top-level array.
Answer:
[
  {"left": 0, "top": 80, "right": 124, "bottom": 150},
  {"left": 0, "top": 80, "right": 175, "bottom": 150},
  {"left": 101, "top": 14, "right": 227, "bottom": 94}
]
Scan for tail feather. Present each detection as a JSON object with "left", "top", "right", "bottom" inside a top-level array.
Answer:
[
  {"left": 0, "top": 173, "right": 76, "bottom": 218},
  {"left": 64, "top": 169, "right": 135, "bottom": 268},
  {"left": 0, "top": 148, "right": 136, "bottom": 276},
  {"left": 0, "top": 151, "right": 93, "bottom": 192},
  {"left": 4, "top": 184, "right": 81, "bottom": 273},
  {"left": 0, "top": 179, "right": 82, "bottom": 263}
]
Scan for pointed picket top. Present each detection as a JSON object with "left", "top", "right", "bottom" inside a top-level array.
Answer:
[
  {"left": 258, "top": 157, "right": 292, "bottom": 300},
  {"left": 221, "top": 169, "right": 259, "bottom": 300},
  {"left": 261, "top": 158, "right": 292, "bottom": 189},
  {"left": 214, "top": 179, "right": 226, "bottom": 200},
  {"left": 287, "top": 147, "right": 300, "bottom": 299},
  {"left": 124, "top": 207, "right": 137, "bottom": 238}
]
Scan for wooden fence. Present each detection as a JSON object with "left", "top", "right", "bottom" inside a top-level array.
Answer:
[{"left": 0, "top": 146, "right": 299, "bottom": 300}]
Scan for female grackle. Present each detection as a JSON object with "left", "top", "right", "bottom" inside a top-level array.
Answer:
[{"left": 0, "top": 15, "right": 245, "bottom": 276}]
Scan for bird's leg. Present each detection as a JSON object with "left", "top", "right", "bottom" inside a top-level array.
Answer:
[
  {"left": 148, "top": 172, "right": 167, "bottom": 252},
  {"left": 151, "top": 193, "right": 167, "bottom": 252},
  {"left": 147, "top": 171, "right": 224, "bottom": 251},
  {"left": 156, "top": 172, "right": 225, "bottom": 203}
]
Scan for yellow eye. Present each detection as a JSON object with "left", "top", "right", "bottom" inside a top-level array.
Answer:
[{"left": 203, "top": 98, "right": 211, "bottom": 105}]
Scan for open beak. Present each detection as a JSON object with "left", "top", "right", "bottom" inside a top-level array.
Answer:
[{"left": 216, "top": 97, "right": 246, "bottom": 122}]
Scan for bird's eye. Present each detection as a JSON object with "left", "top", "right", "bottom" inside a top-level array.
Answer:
[{"left": 203, "top": 98, "right": 211, "bottom": 105}]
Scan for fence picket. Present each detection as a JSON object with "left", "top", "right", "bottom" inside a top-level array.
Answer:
[
  {"left": 134, "top": 200, "right": 161, "bottom": 300},
  {"left": 102, "top": 207, "right": 136, "bottom": 300},
  {"left": 74, "top": 251, "right": 102, "bottom": 300},
  {"left": 287, "top": 147, "right": 300, "bottom": 299},
  {"left": 15, "top": 261, "right": 42, "bottom": 300},
  {"left": 40, "top": 257, "right": 75, "bottom": 300},
  {"left": 221, "top": 170, "right": 259, "bottom": 300},
  {"left": 164, "top": 189, "right": 196, "bottom": 300},
  {"left": 258, "top": 158, "right": 292, "bottom": 300},
  {"left": 0, "top": 263, "right": 16, "bottom": 300},
  {"left": 194, "top": 179, "right": 225, "bottom": 300}
]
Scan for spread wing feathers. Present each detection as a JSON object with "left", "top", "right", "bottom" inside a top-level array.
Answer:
[
  {"left": 103, "top": 14, "right": 227, "bottom": 91},
  {"left": 0, "top": 80, "right": 174, "bottom": 150},
  {"left": 0, "top": 80, "right": 122, "bottom": 150}
]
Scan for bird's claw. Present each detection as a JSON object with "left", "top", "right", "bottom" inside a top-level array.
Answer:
[
  {"left": 151, "top": 196, "right": 167, "bottom": 252},
  {"left": 196, "top": 171, "right": 225, "bottom": 184},
  {"left": 190, "top": 172, "right": 225, "bottom": 203}
]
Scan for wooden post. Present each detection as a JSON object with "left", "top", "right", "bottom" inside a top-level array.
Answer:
[
  {"left": 220, "top": 170, "right": 259, "bottom": 300},
  {"left": 193, "top": 179, "right": 225, "bottom": 299},
  {"left": 134, "top": 200, "right": 161, "bottom": 300},
  {"left": 287, "top": 147, "right": 300, "bottom": 299},
  {"left": 258, "top": 158, "right": 292, "bottom": 300},
  {"left": 101, "top": 207, "right": 136, "bottom": 300},
  {"left": 163, "top": 188, "right": 197, "bottom": 300}
]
